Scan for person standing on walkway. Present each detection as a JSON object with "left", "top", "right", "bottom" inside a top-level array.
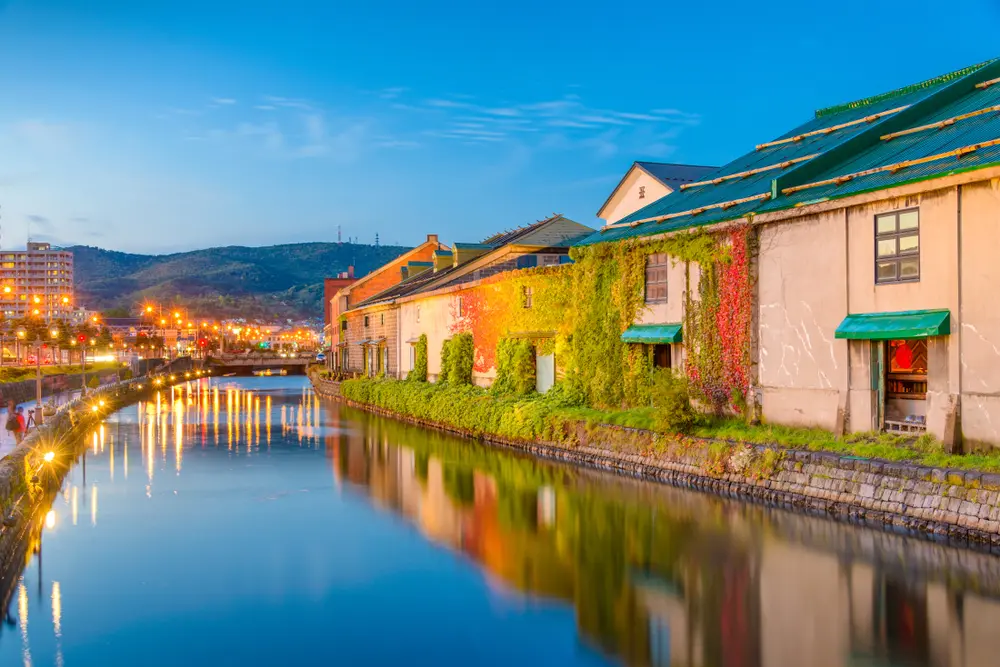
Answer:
[
  {"left": 9, "top": 406, "right": 25, "bottom": 444},
  {"left": 4, "top": 401, "right": 17, "bottom": 445}
]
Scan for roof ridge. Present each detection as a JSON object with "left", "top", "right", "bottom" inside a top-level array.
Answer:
[
  {"left": 815, "top": 59, "right": 996, "bottom": 118},
  {"left": 636, "top": 160, "right": 718, "bottom": 168}
]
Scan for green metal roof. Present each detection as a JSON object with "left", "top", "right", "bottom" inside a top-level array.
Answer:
[
  {"left": 621, "top": 324, "right": 682, "bottom": 344},
  {"left": 577, "top": 58, "right": 1000, "bottom": 248},
  {"left": 834, "top": 309, "right": 950, "bottom": 340}
]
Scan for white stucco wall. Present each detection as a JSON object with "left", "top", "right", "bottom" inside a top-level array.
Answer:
[
  {"left": 601, "top": 170, "right": 671, "bottom": 224},
  {"left": 758, "top": 209, "right": 849, "bottom": 430}
]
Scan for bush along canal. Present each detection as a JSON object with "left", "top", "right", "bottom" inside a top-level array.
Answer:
[{"left": 321, "top": 375, "right": 1000, "bottom": 551}]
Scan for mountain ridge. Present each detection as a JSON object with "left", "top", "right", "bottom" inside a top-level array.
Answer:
[{"left": 70, "top": 241, "right": 412, "bottom": 320}]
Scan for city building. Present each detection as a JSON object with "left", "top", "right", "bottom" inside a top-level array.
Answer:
[
  {"left": 0, "top": 242, "right": 74, "bottom": 321},
  {"left": 577, "top": 57, "right": 1000, "bottom": 450}
]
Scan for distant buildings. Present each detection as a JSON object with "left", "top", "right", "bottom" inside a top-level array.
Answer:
[{"left": 0, "top": 242, "right": 74, "bottom": 321}]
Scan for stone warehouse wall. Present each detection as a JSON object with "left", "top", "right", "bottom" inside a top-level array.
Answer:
[{"left": 319, "top": 377, "right": 1000, "bottom": 549}]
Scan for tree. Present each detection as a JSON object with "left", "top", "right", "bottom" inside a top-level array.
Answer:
[{"left": 98, "top": 326, "right": 113, "bottom": 347}]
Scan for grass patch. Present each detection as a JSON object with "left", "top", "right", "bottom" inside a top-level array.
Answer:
[
  {"left": 0, "top": 362, "right": 121, "bottom": 384},
  {"left": 340, "top": 378, "right": 1000, "bottom": 473}
]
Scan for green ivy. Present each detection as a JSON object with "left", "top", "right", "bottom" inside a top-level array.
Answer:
[
  {"left": 408, "top": 334, "right": 428, "bottom": 382},
  {"left": 493, "top": 338, "right": 536, "bottom": 396},
  {"left": 439, "top": 338, "right": 453, "bottom": 384},
  {"left": 448, "top": 332, "right": 474, "bottom": 385}
]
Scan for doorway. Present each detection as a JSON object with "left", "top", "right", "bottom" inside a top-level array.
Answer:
[{"left": 876, "top": 339, "right": 928, "bottom": 434}]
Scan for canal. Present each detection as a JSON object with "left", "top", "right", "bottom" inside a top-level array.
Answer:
[{"left": 2, "top": 376, "right": 1000, "bottom": 666}]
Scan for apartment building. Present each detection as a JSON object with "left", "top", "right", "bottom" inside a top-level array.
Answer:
[{"left": 0, "top": 242, "right": 74, "bottom": 321}]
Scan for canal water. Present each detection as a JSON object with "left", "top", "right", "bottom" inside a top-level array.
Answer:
[{"left": 2, "top": 377, "right": 1000, "bottom": 666}]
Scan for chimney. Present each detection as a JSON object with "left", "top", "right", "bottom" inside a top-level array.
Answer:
[
  {"left": 426, "top": 233, "right": 439, "bottom": 245},
  {"left": 348, "top": 265, "right": 355, "bottom": 279},
  {"left": 400, "top": 266, "right": 409, "bottom": 281},
  {"left": 432, "top": 249, "right": 453, "bottom": 273}
]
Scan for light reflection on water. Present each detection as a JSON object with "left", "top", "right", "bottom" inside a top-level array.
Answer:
[{"left": 3, "top": 376, "right": 1000, "bottom": 666}]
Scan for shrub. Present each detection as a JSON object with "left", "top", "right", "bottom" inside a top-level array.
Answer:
[
  {"left": 448, "top": 332, "right": 474, "bottom": 386},
  {"left": 408, "top": 334, "right": 428, "bottom": 382},
  {"left": 87, "top": 376, "right": 101, "bottom": 389},
  {"left": 493, "top": 338, "right": 535, "bottom": 396},
  {"left": 121, "top": 369, "right": 133, "bottom": 381},
  {"left": 649, "top": 369, "right": 697, "bottom": 434},
  {"left": 438, "top": 339, "right": 452, "bottom": 384}
]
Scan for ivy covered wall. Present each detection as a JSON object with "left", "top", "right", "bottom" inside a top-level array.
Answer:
[
  {"left": 410, "top": 220, "right": 757, "bottom": 416},
  {"left": 448, "top": 266, "right": 573, "bottom": 375}
]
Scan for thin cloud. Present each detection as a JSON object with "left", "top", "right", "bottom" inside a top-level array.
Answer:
[
  {"left": 577, "top": 115, "right": 631, "bottom": 126},
  {"left": 262, "top": 95, "right": 315, "bottom": 111},
  {"left": 546, "top": 119, "right": 597, "bottom": 129},
  {"left": 212, "top": 97, "right": 237, "bottom": 105},
  {"left": 613, "top": 111, "right": 668, "bottom": 122},
  {"left": 378, "top": 87, "right": 409, "bottom": 100},
  {"left": 254, "top": 105, "right": 276, "bottom": 111},
  {"left": 425, "top": 99, "right": 473, "bottom": 109},
  {"left": 376, "top": 139, "right": 420, "bottom": 149}
]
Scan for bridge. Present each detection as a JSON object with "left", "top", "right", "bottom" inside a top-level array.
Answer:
[{"left": 203, "top": 354, "right": 311, "bottom": 376}]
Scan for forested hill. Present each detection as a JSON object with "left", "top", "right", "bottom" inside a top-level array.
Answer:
[{"left": 70, "top": 242, "right": 411, "bottom": 320}]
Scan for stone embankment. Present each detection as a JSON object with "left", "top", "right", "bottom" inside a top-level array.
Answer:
[{"left": 310, "top": 376, "right": 1000, "bottom": 551}]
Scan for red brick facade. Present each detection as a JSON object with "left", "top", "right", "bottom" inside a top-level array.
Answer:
[{"left": 343, "top": 235, "right": 441, "bottom": 309}]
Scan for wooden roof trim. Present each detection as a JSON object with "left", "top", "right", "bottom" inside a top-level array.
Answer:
[
  {"left": 880, "top": 104, "right": 1000, "bottom": 141},
  {"left": 679, "top": 153, "right": 819, "bottom": 190},
  {"left": 976, "top": 77, "right": 1000, "bottom": 90},
  {"left": 781, "top": 137, "right": 1000, "bottom": 196},
  {"left": 755, "top": 105, "right": 910, "bottom": 151},
  {"left": 600, "top": 192, "right": 771, "bottom": 232}
]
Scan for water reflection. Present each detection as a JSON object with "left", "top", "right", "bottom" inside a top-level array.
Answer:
[
  {"left": 325, "top": 401, "right": 1000, "bottom": 667},
  {"left": 2, "top": 378, "right": 1000, "bottom": 666}
]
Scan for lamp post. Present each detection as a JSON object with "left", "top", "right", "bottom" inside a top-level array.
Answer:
[{"left": 16, "top": 325, "right": 53, "bottom": 425}]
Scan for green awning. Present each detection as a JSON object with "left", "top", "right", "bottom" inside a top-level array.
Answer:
[
  {"left": 621, "top": 324, "right": 682, "bottom": 344},
  {"left": 834, "top": 309, "right": 950, "bottom": 340}
]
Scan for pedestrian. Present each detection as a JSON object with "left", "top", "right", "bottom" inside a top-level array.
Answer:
[
  {"left": 12, "top": 406, "right": 25, "bottom": 444},
  {"left": 4, "top": 401, "right": 17, "bottom": 444}
]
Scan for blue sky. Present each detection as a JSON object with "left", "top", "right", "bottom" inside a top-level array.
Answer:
[{"left": 1, "top": 0, "right": 997, "bottom": 254}]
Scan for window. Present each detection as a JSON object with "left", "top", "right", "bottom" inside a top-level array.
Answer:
[
  {"left": 341, "top": 320, "right": 347, "bottom": 331},
  {"left": 652, "top": 344, "right": 671, "bottom": 369},
  {"left": 639, "top": 185, "right": 646, "bottom": 199},
  {"left": 364, "top": 315, "right": 369, "bottom": 328},
  {"left": 457, "top": 296, "right": 464, "bottom": 317},
  {"left": 416, "top": 306, "right": 421, "bottom": 323},
  {"left": 409, "top": 344, "right": 415, "bottom": 369},
  {"left": 380, "top": 313, "right": 385, "bottom": 326},
  {"left": 522, "top": 286, "right": 533, "bottom": 309},
  {"left": 644, "top": 253, "right": 668, "bottom": 303},
  {"left": 875, "top": 209, "right": 919, "bottom": 284}
]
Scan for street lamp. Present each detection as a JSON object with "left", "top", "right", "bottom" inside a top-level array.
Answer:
[{"left": 16, "top": 325, "right": 47, "bottom": 425}]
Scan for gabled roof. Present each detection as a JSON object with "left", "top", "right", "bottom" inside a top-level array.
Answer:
[
  {"left": 635, "top": 162, "right": 719, "bottom": 191},
  {"left": 351, "top": 215, "right": 593, "bottom": 309},
  {"left": 578, "top": 58, "right": 1000, "bottom": 246},
  {"left": 338, "top": 236, "right": 446, "bottom": 295},
  {"left": 597, "top": 162, "right": 718, "bottom": 218},
  {"left": 481, "top": 214, "right": 565, "bottom": 247}
]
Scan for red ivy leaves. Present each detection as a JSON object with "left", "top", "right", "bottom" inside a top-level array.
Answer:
[{"left": 716, "top": 227, "right": 752, "bottom": 406}]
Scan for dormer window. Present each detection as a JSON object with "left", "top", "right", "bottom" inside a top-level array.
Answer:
[{"left": 639, "top": 186, "right": 646, "bottom": 199}]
